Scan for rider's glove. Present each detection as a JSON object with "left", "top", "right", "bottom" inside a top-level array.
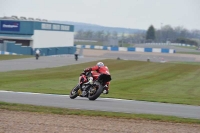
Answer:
[{"left": 84, "top": 68, "right": 91, "bottom": 72}]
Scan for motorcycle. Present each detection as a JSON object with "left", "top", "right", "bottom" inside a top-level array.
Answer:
[
  {"left": 74, "top": 54, "right": 78, "bottom": 61},
  {"left": 35, "top": 54, "right": 39, "bottom": 60},
  {"left": 70, "top": 71, "right": 111, "bottom": 100}
]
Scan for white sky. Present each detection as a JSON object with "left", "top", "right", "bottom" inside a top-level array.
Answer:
[{"left": 0, "top": 0, "right": 200, "bottom": 30}]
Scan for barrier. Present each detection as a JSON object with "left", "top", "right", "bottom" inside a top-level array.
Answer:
[{"left": 75, "top": 45, "right": 175, "bottom": 54}]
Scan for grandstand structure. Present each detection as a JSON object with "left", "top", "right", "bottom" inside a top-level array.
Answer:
[{"left": 0, "top": 16, "right": 76, "bottom": 55}]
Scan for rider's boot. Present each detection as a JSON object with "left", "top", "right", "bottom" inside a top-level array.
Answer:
[{"left": 103, "top": 85, "right": 109, "bottom": 94}]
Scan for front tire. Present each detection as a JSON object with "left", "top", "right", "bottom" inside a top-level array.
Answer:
[
  {"left": 88, "top": 82, "right": 103, "bottom": 101},
  {"left": 70, "top": 84, "right": 79, "bottom": 99}
]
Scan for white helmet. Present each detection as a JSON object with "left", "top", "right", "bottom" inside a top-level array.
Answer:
[{"left": 96, "top": 62, "right": 104, "bottom": 67}]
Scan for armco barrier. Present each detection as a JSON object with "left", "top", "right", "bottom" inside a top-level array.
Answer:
[{"left": 75, "top": 45, "right": 175, "bottom": 54}]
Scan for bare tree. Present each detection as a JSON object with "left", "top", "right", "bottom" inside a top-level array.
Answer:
[
  {"left": 84, "top": 30, "right": 94, "bottom": 40},
  {"left": 112, "top": 31, "right": 118, "bottom": 39},
  {"left": 161, "top": 25, "right": 175, "bottom": 42},
  {"left": 154, "top": 25, "right": 200, "bottom": 43},
  {"left": 75, "top": 29, "right": 84, "bottom": 39}
]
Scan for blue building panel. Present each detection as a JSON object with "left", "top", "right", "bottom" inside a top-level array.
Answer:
[
  {"left": 58, "top": 47, "right": 69, "bottom": 55},
  {"left": 144, "top": 48, "right": 152, "bottom": 52},
  {"left": 6, "top": 42, "right": 32, "bottom": 55},
  {"left": 68, "top": 46, "right": 76, "bottom": 54},
  {"left": 5, "top": 41, "right": 76, "bottom": 56},
  {"left": 0, "top": 20, "right": 34, "bottom": 35},
  {"left": 47, "top": 48, "right": 56, "bottom": 55},
  {"left": 22, "top": 46, "right": 32, "bottom": 55},
  {"left": 1, "top": 21, "right": 20, "bottom": 32}
]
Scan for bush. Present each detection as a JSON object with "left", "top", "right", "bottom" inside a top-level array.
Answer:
[{"left": 174, "top": 38, "right": 198, "bottom": 46}]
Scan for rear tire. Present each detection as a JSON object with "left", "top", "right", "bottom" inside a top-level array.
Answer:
[
  {"left": 70, "top": 84, "right": 79, "bottom": 99},
  {"left": 88, "top": 82, "right": 103, "bottom": 101},
  {"left": 36, "top": 55, "right": 39, "bottom": 60}
]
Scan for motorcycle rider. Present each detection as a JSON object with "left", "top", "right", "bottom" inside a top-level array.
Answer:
[
  {"left": 35, "top": 49, "right": 40, "bottom": 57},
  {"left": 83, "top": 62, "right": 111, "bottom": 94}
]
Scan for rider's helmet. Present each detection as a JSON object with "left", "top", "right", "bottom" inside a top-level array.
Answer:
[{"left": 96, "top": 62, "right": 104, "bottom": 67}]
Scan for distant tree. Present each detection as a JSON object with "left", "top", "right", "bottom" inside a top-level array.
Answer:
[
  {"left": 174, "top": 38, "right": 198, "bottom": 46},
  {"left": 84, "top": 30, "right": 94, "bottom": 40},
  {"left": 119, "top": 33, "right": 125, "bottom": 46},
  {"left": 105, "top": 31, "right": 111, "bottom": 40},
  {"left": 94, "top": 30, "right": 104, "bottom": 41},
  {"left": 146, "top": 25, "right": 156, "bottom": 42},
  {"left": 75, "top": 29, "right": 84, "bottom": 39},
  {"left": 112, "top": 31, "right": 118, "bottom": 39},
  {"left": 161, "top": 25, "right": 175, "bottom": 42},
  {"left": 191, "top": 30, "right": 200, "bottom": 39}
]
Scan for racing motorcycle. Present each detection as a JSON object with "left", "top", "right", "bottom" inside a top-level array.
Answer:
[
  {"left": 74, "top": 54, "right": 78, "bottom": 61},
  {"left": 70, "top": 71, "right": 111, "bottom": 100},
  {"left": 35, "top": 54, "right": 39, "bottom": 60}
]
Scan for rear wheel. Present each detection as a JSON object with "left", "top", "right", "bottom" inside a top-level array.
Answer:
[
  {"left": 69, "top": 84, "right": 79, "bottom": 99},
  {"left": 88, "top": 81, "right": 103, "bottom": 101}
]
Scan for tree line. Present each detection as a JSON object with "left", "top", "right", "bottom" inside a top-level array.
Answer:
[
  {"left": 75, "top": 30, "right": 118, "bottom": 41},
  {"left": 146, "top": 25, "right": 200, "bottom": 46},
  {"left": 75, "top": 25, "right": 200, "bottom": 46}
]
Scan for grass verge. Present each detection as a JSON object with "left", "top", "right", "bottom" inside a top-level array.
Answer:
[
  {"left": 0, "top": 59, "right": 200, "bottom": 105},
  {"left": 0, "top": 102, "right": 199, "bottom": 124},
  {"left": 75, "top": 41, "right": 133, "bottom": 47},
  {"left": 0, "top": 55, "right": 33, "bottom": 60},
  {"left": 176, "top": 52, "right": 200, "bottom": 55},
  {"left": 175, "top": 46, "right": 197, "bottom": 50}
]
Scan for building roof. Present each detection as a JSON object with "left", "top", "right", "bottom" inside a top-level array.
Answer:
[{"left": 0, "top": 16, "right": 48, "bottom": 22}]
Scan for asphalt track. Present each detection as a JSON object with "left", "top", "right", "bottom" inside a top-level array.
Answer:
[
  {"left": 0, "top": 56, "right": 105, "bottom": 72},
  {"left": 0, "top": 91, "right": 200, "bottom": 119}
]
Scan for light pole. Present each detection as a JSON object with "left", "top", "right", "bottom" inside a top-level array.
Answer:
[{"left": 160, "top": 23, "right": 163, "bottom": 43}]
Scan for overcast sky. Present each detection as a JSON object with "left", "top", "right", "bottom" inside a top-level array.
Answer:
[{"left": 0, "top": 0, "right": 199, "bottom": 30}]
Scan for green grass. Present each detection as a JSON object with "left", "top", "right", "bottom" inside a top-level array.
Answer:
[
  {"left": 170, "top": 61, "right": 200, "bottom": 65},
  {"left": 1, "top": 102, "right": 199, "bottom": 124},
  {"left": 175, "top": 46, "right": 197, "bottom": 49},
  {"left": 75, "top": 41, "right": 133, "bottom": 47},
  {"left": 0, "top": 55, "right": 33, "bottom": 60},
  {"left": 0, "top": 59, "right": 200, "bottom": 105},
  {"left": 176, "top": 52, "right": 200, "bottom": 55},
  {"left": 75, "top": 41, "right": 104, "bottom": 46}
]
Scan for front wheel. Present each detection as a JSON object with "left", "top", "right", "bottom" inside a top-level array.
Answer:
[
  {"left": 69, "top": 84, "right": 79, "bottom": 99},
  {"left": 88, "top": 81, "right": 103, "bottom": 101}
]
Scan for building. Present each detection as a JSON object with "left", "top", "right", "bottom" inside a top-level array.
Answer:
[{"left": 0, "top": 16, "right": 76, "bottom": 55}]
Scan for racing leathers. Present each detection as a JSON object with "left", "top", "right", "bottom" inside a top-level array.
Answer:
[{"left": 84, "top": 65, "right": 111, "bottom": 94}]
